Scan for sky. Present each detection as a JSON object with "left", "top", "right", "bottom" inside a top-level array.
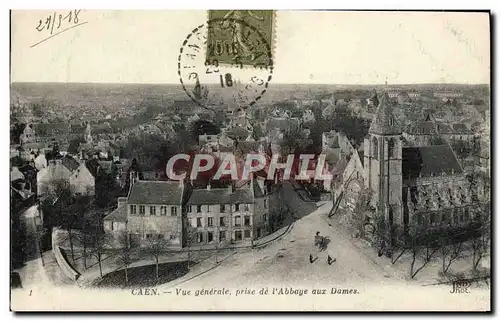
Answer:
[{"left": 10, "top": 10, "right": 490, "bottom": 84}]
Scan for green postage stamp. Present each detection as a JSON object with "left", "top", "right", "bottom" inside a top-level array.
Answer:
[{"left": 206, "top": 10, "right": 275, "bottom": 68}]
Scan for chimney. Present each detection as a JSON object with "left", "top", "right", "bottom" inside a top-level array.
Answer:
[
  {"left": 117, "top": 197, "right": 127, "bottom": 206},
  {"left": 130, "top": 171, "right": 137, "bottom": 186}
]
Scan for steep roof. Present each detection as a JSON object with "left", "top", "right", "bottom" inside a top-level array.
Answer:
[
  {"left": 402, "top": 145, "right": 463, "bottom": 180},
  {"left": 368, "top": 93, "right": 401, "bottom": 135},
  {"left": 186, "top": 187, "right": 254, "bottom": 205},
  {"left": 61, "top": 156, "right": 80, "bottom": 172},
  {"left": 103, "top": 203, "right": 128, "bottom": 223},
  {"left": 452, "top": 123, "right": 472, "bottom": 134},
  {"left": 266, "top": 117, "right": 300, "bottom": 133},
  {"left": 407, "top": 121, "right": 437, "bottom": 135},
  {"left": 128, "top": 180, "right": 183, "bottom": 205}
]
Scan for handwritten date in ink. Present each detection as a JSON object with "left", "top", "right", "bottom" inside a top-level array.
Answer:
[{"left": 36, "top": 10, "right": 81, "bottom": 35}]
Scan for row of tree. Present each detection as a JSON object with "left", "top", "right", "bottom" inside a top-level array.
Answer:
[{"left": 352, "top": 188, "right": 490, "bottom": 280}]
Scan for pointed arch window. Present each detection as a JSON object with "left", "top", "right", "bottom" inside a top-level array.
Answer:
[
  {"left": 372, "top": 137, "right": 379, "bottom": 160},
  {"left": 388, "top": 138, "right": 396, "bottom": 159}
]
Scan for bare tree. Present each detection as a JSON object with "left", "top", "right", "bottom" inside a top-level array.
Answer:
[
  {"left": 116, "top": 232, "right": 138, "bottom": 284},
  {"left": 353, "top": 188, "right": 373, "bottom": 239},
  {"left": 410, "top": 223, "right": 438, "bottom": 279},
  {"left": 88, "top": 231, "right": 111, "bottom": 278},
  {"left": 185, "top": 225, "right": 198, "bottom": 269},
  {"left": 470, "top": 212, "right": 490, "bottom": 271},
  {"left": 372, "top": 211, "right": 387, "bottom": 256},
  {"left": 146, "top": 236, "right": 169, "bottom": 280}
]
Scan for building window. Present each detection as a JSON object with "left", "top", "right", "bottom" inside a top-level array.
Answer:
[
  {"left": 219, "top": 231, "right": 226, "bottom": 241},
  {"left": 208, "top": 231, "right": 214, "bottom": 243},
  {"left": 372, "top": 137, "right": 379, "bottom": 160},
  {"left": 146, "top": 233, "right": 153, "bottom": 239},
  {"left": 157, "top": 234, "right": 164, "bottom": 239},
  {"left": 139, "top": 205, "right": 145, "bottom": 215},
  {"left": 263, "top": 213, "right": 267, "bottom": 222},
  {"left": 220, "top": 204, "right": 226, "bottom": 213},
  {"left": 264, "top": 199, "right": 268, "bottom": 209},
  {"left": 442, "top": 211, "right": 451, "bottom": 225},
  {"left": 207, "top": 205, "right": 211, "bottom": 213},
  {"left": 169, "top": 234, "right": 176, "bottom": 240},
  {"left": 220, "top": 217, "right": 225, "bottom": 227},
  {"left": 430, "top": 213, "right": 438, "bottom": 226},
  {"left": 235, "top": 231, "right": 242, "bottom": 241},
  {"left": 244, "top": 230, "right": 251, "bottom": 238},
  {"left": 235, "top": 204, "right": 240, "bottom": 211},
  {"left": 208, "top": 217, "right": 214, "bottom": 227},
  {"left": 388, "top": 138, "right": 396, "bottom": 159},
  {"left": 196, "top": 217, "right": 202, "bottom": 227},
  {"left": 149, "top": 206, "right": 156, "bottom": 216},
  {"left": 244, "top": 204, "right": 250, "bottom": 212},
  {"left": 130, "top": 205, "right": 137, "bottom": 215},
  {"left": 197, "top": 205, "right": 202, "bottom": 213},
  {"left": 464, "top": 208, "right": 470, "bottom": 222},
  {"left": 160, "top": 206, "right": 167, "bottom": 216},
  {"left": 459, "top": 211, "right": 465, "bottom": 223},
  {"left": 171, "top": 207, "right": 177, "bottom": 216},
  {"left": 187, "top": 205, "right": 192, "bottom": 213},
  {"left": 235, "top": 216, "right": 241, "bottom": 227},
  {"left": 196, "top": 232, "right": 203, "bottom": 243},
  {"left": 244, "top": 216, "right": 250, "bottom": 226}
]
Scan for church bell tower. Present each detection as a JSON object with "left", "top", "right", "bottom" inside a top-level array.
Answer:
[{"left": 364, "top": 93, "right": 403, "bottom": 247}]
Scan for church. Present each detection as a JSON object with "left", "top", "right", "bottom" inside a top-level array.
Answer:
[{"left": 333, "top": 92, "right": 490, "bottom": 246}]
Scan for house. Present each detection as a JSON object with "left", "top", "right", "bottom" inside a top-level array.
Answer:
[
  {"left": 125, "top": 177, "right": 185, "bottom": 247},
  {"left": 20, "top": 124, "right": 36, "bottom": 145},
  {"left": 103, "top": 197, "right": 129, "bottom": 243},
  {"left": 37, "top": 156, "right": 95, "bottom": 197},
  {"left": 302, "top": 109, "right": 315, "bottom": 123},
  {"left": 185, "top": 178, "right": 272, "bottom": 246}
]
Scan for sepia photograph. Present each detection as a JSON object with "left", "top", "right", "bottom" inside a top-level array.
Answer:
[{"left": 9, "top": 9, "right": 491, "bottom": 311}]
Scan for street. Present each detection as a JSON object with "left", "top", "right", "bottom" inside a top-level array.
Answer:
[
  {"left": 160, "top": 185, "right": 397, "bottom": 291},
  {"left": 12, "top": 204, "right": 72, "bottom": 291}
]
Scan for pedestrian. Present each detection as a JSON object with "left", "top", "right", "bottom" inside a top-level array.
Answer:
[
  {"left": 309, "top": 254, "right": 314, "bottom": 264},
  {"left": 314, "top": 231, "right": 321, "bottom": 248},
  {"left": 327, "top": 255, "right": 335, "bottom": 265}
]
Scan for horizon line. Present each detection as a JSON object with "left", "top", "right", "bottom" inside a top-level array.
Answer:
[{"left": 10, "top": 81, "right": 490, "bottom": 86}]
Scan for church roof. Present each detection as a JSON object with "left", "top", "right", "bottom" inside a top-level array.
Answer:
[
  {"left": 368, "top": 93, "right": 401, "bottom": 135},
  {"left": 402, "top": 145, "right": 463, "bottom": 180}
]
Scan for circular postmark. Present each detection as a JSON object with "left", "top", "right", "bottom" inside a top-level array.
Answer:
[{"left": 178, "top": 18, "right": 273, "bottom": 111}]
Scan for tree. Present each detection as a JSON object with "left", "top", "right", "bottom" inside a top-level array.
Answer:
[
  {"left": 62, "top": 195, "right": 91, "bottom": 262},
  {"left": 146, "top": 237, "right": 169, "bottom": 280},
  {"left": 88, "top": 231, "right": 111, "bottom": 278},
  {"left": 372, "top": 211, "right": 387, "bottom": 256},
  {"left": 469, "top": 208, "right": 490, "bottom": 272},
  {"left": 353, "top": 188, "right": 373, "bottom": 239},
  {"left": 116, "top": 232, "right": 138, "bottom": 284},
  {"left": 67, "top": 137, "right": 84, "bottom": 155},
  {"left": 185, "top": 225, "right": 198, "bottom": 269},
  {"left": 438, "top": 235, "right": 464, "bottom": 275}
]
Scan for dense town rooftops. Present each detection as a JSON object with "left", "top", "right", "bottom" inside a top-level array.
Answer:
[{"left": 128, "top": 180, "right": 183, "bottom": 205}]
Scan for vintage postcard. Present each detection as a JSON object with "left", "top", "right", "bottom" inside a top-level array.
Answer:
[{"left": 9, "top": 10, "right": 491, "bottom": 311}]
